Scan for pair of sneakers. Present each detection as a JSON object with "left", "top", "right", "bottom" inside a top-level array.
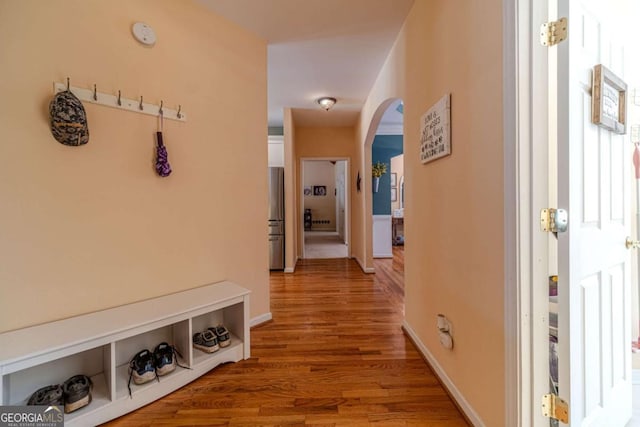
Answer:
[
  {"left": 27, "top": 374, "right": 93, "bottom": 414},
  {"left": 127, "top": 342, "right": 187, "bottom": 397},
  {"left": 192, "top": 325, "right": 231, "bottom": 354}
]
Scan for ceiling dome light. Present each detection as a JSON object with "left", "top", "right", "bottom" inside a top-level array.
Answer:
[{"left": 317, "top": 97, "right": 337, "bottom": 111}]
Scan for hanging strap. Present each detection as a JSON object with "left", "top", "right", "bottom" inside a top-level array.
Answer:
[{"left": 154, "top": 108, "right": 172, "bottom": 177}]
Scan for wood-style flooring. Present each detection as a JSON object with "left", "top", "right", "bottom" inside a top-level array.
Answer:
[{"left": 102, "top": 247, "right": 469, "bottom": 426}]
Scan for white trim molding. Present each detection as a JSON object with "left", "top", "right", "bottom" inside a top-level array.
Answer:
[
  {"left": 375, "top": 124, "right": 403, "bottom": 135},
  {"left": 402, "top": 320, "right": 485, "bottom": 427},
  {"left": 284, "top": 257, "right": 298, "bottom": 273},
  {"left": 250, "top": 312, "right": 273, "bottom": 328},
  {"left": 354, "top": 256, "right": 375, "bottom": 274}
]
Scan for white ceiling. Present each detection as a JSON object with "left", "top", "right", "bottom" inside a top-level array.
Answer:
[{"left": 198, "top": 0, "right": 414, "bottom": 127}]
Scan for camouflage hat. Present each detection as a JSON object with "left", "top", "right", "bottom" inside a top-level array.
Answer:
[{"left": 49, "top": 90, "right": 89, "bottom": 146}]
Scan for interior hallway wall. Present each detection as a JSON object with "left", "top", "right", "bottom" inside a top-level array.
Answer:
[
  {"left": 356, "top": 0, "right": 505, "bottom": 425},
  {"left": 356, "top": 25, "right": 407, "bottom": 273},
  {"left": 295, "top": 126, "right": 356, "bottom": 259},
  {"left": 283, "top": 108, "right": 298, "bottom": 272},
  {"left": 0, "top": 0, "right": 269, "bottom": 331}
]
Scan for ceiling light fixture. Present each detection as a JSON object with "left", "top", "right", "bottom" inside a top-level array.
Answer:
[{"left": 317, "top": 97, "right": 337, "bottom": 111}]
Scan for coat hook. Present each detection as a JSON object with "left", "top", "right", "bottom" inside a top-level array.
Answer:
[
  {"left": 117, "top": 90, "right": 122, "bottom": 106},
  {"left": 159, "top": 100, "right": 163, "bottom": 115},
  {"left": 139, "top": 96, "right": 144, "bottom": 111},
  {"left": 93, "top": 84, "right": 98, "bottom": 101},
  {"left": 66, "top": 77, "right": 70, "bottom": 91},
  {"left": 177, "top": 105, "right": 182, "bottom": 119}
]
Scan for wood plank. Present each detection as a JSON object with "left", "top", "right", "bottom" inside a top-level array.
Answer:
[{"left": 101, "top": 247, "right": 469, "bottom": 426}]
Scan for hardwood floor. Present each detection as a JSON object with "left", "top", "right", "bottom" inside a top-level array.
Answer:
[{"left": 102, "top": 246, "right": 469, "bottom": 426}]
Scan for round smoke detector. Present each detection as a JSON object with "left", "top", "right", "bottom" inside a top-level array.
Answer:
[{"left": 132, "top": 22, "right": 156, "bottom": 46}]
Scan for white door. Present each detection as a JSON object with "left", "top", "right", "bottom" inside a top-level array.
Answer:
[{"left": 556, "top": 1, "right": 632, "bottom": 425}]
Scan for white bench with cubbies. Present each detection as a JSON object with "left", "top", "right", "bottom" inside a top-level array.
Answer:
[{"left": 0, "top": 281, "right": 250, "bottom": 426}]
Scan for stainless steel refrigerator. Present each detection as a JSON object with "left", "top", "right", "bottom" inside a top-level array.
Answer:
[{"left": 268, "top": 167, "right": 285, "bottom": 270}]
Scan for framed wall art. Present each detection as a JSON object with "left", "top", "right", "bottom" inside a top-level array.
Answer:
[
  {"left": 313, "top": 186, "right": 327, "bottom": 196},
  {"left": 420, "top": 93, "right": 451, "bottom": 164},
  {"left": 390, "top": 173, "right": 397, "bottom": 187},
  {"left": 592, "top": 64, "right": 627, "bottom": 134}
]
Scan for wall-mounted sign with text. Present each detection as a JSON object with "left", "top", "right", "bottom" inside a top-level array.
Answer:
[{"left": 420, "top": 94, "right": 451, "bottom": 164}]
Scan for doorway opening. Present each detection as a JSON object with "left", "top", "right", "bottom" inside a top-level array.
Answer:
[
  {"left": 371, "top": 99, "right": 404, "bottom": 259},
  {"left": 301, "top": 158, "right": 350, "bottom": 259}
]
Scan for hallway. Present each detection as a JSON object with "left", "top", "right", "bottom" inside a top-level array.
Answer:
[{"left": 104, "top": 249, "right": 468, "bottom": 426}]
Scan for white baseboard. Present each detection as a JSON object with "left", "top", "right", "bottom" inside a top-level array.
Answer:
[
  {"left": 634, "top": 369, "right": 640, "bottom": 385},
  {"left": 250, "top": 312, "right": 273, "bottom": 327},
  {"left": 354, "top": 256, "right": 375, "bottom": 274},
  {"left": 373, "top": 253, "right": 393, "bottom": 258},
  {"left": 402, "top": 320, "right": 485, "bottom": 427},
  {"left": 284, "top": 257, "right": 297, "bottom": 273}
]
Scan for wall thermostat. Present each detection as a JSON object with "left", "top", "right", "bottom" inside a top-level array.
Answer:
[{"left": 132, "top": 22, "right": 156, "bottom": 46}]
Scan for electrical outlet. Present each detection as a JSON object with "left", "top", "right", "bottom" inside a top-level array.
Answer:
[{"left": 437, "top": 314, "right": 454, "bottom": 350}]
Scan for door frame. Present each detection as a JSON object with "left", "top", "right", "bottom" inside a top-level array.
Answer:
[
  {"left": 335, "top": 160, "right": 347, "bottom": 243},
  {"left": 504, "top": 0, "right": 551, "bottom": 425},
  {"left": 299, "top": 157, "right": 351, "bottom": 259}
]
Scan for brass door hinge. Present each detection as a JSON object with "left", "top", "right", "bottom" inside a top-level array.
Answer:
[
  {"left": 540, "top": 208, "right": 568, "bottom": 234},
  {"left": 541, "top": 17, "right": 568, "bottom": 46},
  {"left": 542, "top": 393, "right": 569, "bottom": 424}
]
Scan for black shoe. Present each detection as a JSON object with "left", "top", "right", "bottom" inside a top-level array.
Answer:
[
  {"left": 153, "top": 342, "right": 178, "bottom": 376},
  {"left": 153, "top": 342, "right": 190, "bottom": 376},
  {"left": 62, "top": 375, "right": 92, "bottom": 413},
  {"left": 127, "top": 349, "right": 157, "bottom": 397},
  {"left": 27, "top": 384, "right": 64, "bottom": 406},
  {"left": 210, "top": 325, "right": 231, "bottom": 348},
  {"left": 193, "top": 330, "right": 220, "bottom": 353}
]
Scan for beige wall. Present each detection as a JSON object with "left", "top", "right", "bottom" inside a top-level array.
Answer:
[
  {"left": 303, "top": 161, "right": 337, "bottom": 231},
  {"left": 295, "top": 126, "right": 356, "bottom": 258},
  {"left": 283, "top": 108, "right": 298, "bottom": 271},
  {"left": 351, "top": 124, "right": 366, "bottom": 270},
  {"left": 0, "top": 0, "right": 269, "bottom": 332},
  {"left": 405, "top": 2, "right": 504, "bottom": 423},
  {"left": 356, "top": 25, "right": 407, "bottom": 271},
  {"left": 357, "top": 1, "right": 505, "bottom": 425}
]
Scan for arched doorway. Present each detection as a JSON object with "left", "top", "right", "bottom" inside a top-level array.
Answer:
[{"left": 362, "top": 98, "right": 404, "bottom": 268}]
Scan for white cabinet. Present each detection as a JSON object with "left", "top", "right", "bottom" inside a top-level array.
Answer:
[
  {"left": 0, "top": 281, "right": 250, "bottom": 426},
  {"left": 268, "top": 136, "right": 284, "bottom": 167},
  {"left": 373, "top": 215, "right": 393, "bottom": 258}
]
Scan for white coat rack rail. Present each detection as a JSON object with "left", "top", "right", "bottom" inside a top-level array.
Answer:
[{"left": 53, "top": 81, "right": 187, "bottom": 122}]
